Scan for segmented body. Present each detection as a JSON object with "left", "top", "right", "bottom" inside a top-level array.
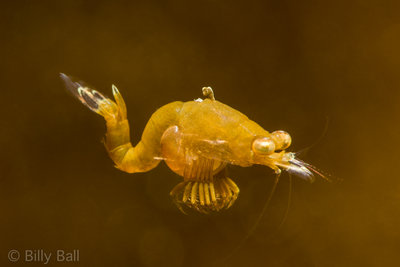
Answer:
[{"left": 61, "top": 74, "right": 326, "bottom": 213}]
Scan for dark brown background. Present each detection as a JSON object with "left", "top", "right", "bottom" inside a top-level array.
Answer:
[{"left": 1, "top": 0, "right": 399, "bottom": 266}]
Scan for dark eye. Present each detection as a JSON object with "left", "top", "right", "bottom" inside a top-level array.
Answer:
[
  {"left": 252, "top": 137, "right": 275, "bottom": 155},
  {"left": 271, "top": 130, "right": 292, "bottom": 150}
]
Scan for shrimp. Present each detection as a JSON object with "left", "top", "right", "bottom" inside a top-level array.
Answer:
[{"left": 60, "top": 73, "right": 328, "bottom": 213}]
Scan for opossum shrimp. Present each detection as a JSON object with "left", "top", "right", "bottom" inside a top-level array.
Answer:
[{"left": 61, "top": 74, "right": 328, "bottom": 213}]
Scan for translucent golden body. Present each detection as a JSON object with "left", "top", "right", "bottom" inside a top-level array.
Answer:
[{"left": 61, "top": 74, "right": 322, "bottom": 213}]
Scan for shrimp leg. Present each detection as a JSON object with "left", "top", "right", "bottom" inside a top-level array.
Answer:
[{"left": 61, "top": 73, "right": 183, "bottom": 173}]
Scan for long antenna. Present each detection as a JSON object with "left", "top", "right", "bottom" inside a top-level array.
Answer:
[
  {"left": 276, "top": 173, "right": 293, "bottom": 231},
  {"left": 214, "top": 173, "right": 281, "bottom": 266},
  {"left": 296, "top": 116, "right": 330, "bottom": 157}
]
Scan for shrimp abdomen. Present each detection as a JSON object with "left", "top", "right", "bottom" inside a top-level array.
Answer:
[{"left": 61, "top": 73, "right": 184, "bottom": 173}]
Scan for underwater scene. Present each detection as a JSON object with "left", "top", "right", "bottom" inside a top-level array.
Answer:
[{"left": 1, "top": 1, "right": 399, "bottom": 266}]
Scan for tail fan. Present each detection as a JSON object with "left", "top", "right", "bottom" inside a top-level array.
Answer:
[{"left": 60, "top": 73, "right": 125, "bottom": 120}]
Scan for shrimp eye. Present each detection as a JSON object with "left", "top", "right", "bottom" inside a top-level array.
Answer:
[
  {"left": 271, "top": 130, "right": 292, "bottom": 150},
  {"left": 252, "top": 137, "right": 275, "bottom": 155}
]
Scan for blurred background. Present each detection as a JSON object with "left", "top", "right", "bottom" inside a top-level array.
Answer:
[{"left": 1, "top": 0, "right": 399, "bottom": 266}]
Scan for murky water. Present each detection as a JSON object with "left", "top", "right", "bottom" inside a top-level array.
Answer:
[{"left": 1, "top": 1, "right": 399, "bottom": 266}]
